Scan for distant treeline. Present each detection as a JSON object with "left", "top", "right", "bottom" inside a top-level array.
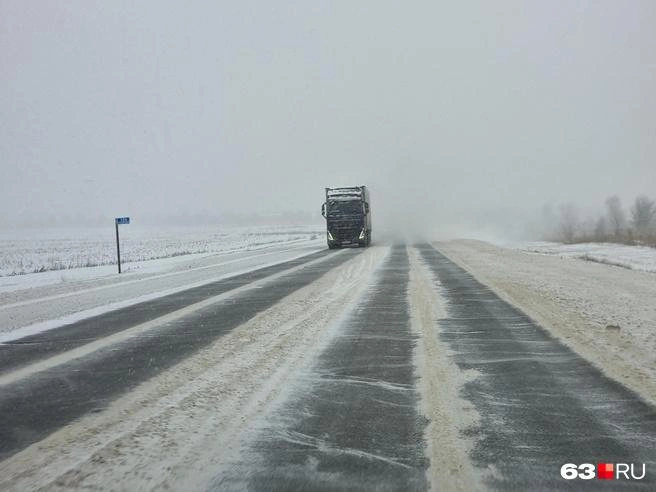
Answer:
[{"left": 545, "top": 195, "right": 656, "bottom": 246}]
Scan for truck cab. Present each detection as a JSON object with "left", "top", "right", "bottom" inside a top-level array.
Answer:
[{"left": 321, "top": 186, "right": 372, "bottom": 249}]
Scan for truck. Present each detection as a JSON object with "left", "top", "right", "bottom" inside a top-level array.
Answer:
[{"left": 321, "top": 186, "right": 372, "bottom": 249}]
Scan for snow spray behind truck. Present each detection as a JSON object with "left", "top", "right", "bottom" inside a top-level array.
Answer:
[{"left": 321, "top": 186, "right": 372, "bottom": 249}]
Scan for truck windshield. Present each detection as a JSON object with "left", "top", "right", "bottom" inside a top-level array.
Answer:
[{"left": 327, "top": 200, "right": 362, "bottom": 216}]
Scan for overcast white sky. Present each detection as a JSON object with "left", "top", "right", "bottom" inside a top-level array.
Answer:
[{"left": 2, "top": 1, "right": 655, "bottom": 236}]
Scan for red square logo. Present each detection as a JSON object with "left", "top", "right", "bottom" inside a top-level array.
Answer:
[{"left": 598, "top": 463, "right": 614, "bottom": 480}]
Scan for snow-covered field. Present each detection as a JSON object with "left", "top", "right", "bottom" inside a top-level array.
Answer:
[
  {"left": 0, "top": 237, "right": 326, "bottom": 339},
  {"left": 0, "top": 225, "right": 323, "bottom": 277},
  {"left": 507, "top": 241, "right": 656, "bottom": 273}
]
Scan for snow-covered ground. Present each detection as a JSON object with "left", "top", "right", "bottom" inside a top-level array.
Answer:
[
  {"left": 437, "top": 239, "right": 656, "bottom": 406},
  {"left": 0, "top": 237, "right": 325, "bottom": 339},
  {"left": 505, "top": 241, "right": 656, "bottom": 273},
  {"left": 0, "top": 225, "right": 323, "bottom": 278}
]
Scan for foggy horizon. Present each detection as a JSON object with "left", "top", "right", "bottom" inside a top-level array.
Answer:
[{"left": 2, "top": 1, "right": 655, "bottom": 239}]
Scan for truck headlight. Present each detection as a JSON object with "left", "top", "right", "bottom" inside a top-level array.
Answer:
[
  {"left": 359, "top": 229, "right": 365, "bottom": 239},
  {"left": 328, "top": 231, "right": 334, "bottom": 241}
]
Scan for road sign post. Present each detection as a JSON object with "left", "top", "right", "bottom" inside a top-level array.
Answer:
[{"left": 115, "top": 217, "right": 130, "bottom": 274}]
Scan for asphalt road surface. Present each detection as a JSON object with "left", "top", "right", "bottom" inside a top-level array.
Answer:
[
  {"left": 216, "top": 246, "right": 428, "bottom": 490},
  {"left": 0, "top": 244, "right": 654, "bottom": 490},
  {"left": 0, "top": 249, "right": 356, "bottom": 460}
]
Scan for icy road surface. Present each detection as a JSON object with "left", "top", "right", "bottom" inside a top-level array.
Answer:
[{"left": 0, "top": 243, "right": 655, "bottom": 490}]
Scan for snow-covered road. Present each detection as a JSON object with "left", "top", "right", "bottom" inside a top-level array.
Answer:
[{"left": 0, "top": 242, "right": 654, "bottom": 490}]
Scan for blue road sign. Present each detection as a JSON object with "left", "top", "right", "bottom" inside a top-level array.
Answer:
[{"left": 115, "top": 217, "right": 130, "bottom": 225}]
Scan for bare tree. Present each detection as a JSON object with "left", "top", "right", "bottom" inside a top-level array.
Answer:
[
  {"left": 594, "top": 216, "right": 607, "bottom": 242},
  {"left": 539, "top": 202, "right": 558, "bottom": 240},
  {"left": 558, "top": 203, "right": 580, "bottom": 243},
  {"left": 605, "top": 195, "right": 626, "bottom": 239},
  {"left": 631, "top": 195, "right": 656, "bottom": 237}
]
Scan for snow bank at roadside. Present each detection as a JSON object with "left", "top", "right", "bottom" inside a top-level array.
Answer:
[
  {"left": 0, "top": 235, "right": 323, "bottom": 294},
  {"left": 436, "top": 240, "right": 656, "bottom": 406},
  {"left": 0, "top": 225, "right": 323, "bottom": 277},
  {"left": 506, "top": 241, "right": 656, "bottom": 273},
  {"left": 0, "top": 241, "right": 325, "bottom": 338}
]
